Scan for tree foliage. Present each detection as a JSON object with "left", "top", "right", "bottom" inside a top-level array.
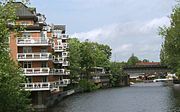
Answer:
[
  {"left": 0, "top": 0, "right": 30, "bottom": 111},
  {"left": 69, "top": 38, "right": 112, "bottom": 86},
  {"left": 69, "top": 38, "right": 81, "bottom": 83},
  {"left": 159, "top": 3, "right": 180, "bottom": 77},
  {"left": 109, "top": 62, "right": 127, "bottom": 87},
  {"left": 127, "top": 54, "right": 140, "bottom": 66},
  {"left": 69, "top": 38, "right": 111, "bottom": 72}
]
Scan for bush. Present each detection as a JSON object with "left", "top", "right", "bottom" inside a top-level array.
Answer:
[{"left": 79, "top": 79, "right": 98, "bottom": 92}]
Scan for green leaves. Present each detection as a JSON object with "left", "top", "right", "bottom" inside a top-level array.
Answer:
[
  {"left": 127, "top": 54, "right": 140, "bottom": 66},
  {"left": 159, "top": 3, "right": 180, "bottom": 77},
  {"left": 0, "top": 1, "right": 30, "bottom": 111},
  {"left": 69, "top": 38, "right": 112, "bottom": 81}
]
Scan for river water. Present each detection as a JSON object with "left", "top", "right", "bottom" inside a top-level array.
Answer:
[{"left": 50, "top": 83, "right": 180, "bottom": 112}]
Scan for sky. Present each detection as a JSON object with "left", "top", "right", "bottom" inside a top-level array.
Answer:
[{"left": 30, "top": 0, "right": 176, "bottom": 62}]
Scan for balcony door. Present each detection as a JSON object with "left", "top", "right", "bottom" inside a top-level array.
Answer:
[
  {"left": 41, "top": 61, "right": 47, "bottom": 68},
  {"left": 23, "top": 47, "right": 32, "bottom": 53},
  {"left": 23, "top": 62, "right": 32, "bottom": 68},
  {"left": 42, "top": 76, "right": 48, "bottom": 82}
]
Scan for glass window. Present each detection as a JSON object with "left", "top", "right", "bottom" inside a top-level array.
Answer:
[
  {"left": 41, "top": 47, "right": 47, "bottom": 52},
  {"left": 23, "top": 47, "right": 32, "bottom": 53},
  {"left": 23, "top": 62, "right": 32, "bottom": 68},
  {"left": 42, "top": 76, "right": 48, "bottom": 82},
  {"left": 41, "top": 61, "right": 47, "bottom": 67}
]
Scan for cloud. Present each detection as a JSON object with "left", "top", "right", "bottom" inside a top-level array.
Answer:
[
  {"left": 140, "top": 16, "right": 170, "bottom": 33},
  {"left": 71, "top": 16, "right": 170, "bottom": 61}
]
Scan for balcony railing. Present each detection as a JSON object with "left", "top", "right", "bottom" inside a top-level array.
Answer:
[
  {"left": 52, "top": 56, "right": 63, "bottom": 63},
  {"left": 62, "top": 52, "right": 69, "bottom": 57},
  {"left": 21, "top": 80, "right": 70, "bottom": 91},
  {"left": 62, "top": 43, "right": 69, "bottom": 49},
  {"left": 62, "top": 61, "right": 69, "bottom": 66},
  {"left": 51, "top": 69, "right": 70, "bottom": 75},
  {"left": 62, "top": 79, "right": 70, "bottom": 84},
  {"left": 22, "top": 68, "right": 50, "bottom": 76},
  {"left": 61, "top": 34, "right": 69, "bottom": 40},
  {"left": 17, "top": 53, "right": 51, "bottom": 61},
  {"left": 21, "top": 82, "right": 57, "bottom": 91},
  {"left": 22, "top": 68, "right": 69, "bottom": 76},
  {"left": 53, "top": 46, "right": 63, "bottom": 52},
  {"left": 17, "top": 38, "right": 50, "bottom": 46}
]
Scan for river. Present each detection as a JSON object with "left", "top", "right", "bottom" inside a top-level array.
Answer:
[{"left": 49, "top": 83, "right": 180, "bottom": 112}]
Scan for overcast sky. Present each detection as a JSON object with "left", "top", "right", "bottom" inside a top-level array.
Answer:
[{"left": 30, "top": 0, "right": 176, "bottom": 62}]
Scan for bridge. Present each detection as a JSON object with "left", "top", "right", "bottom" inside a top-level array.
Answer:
[{"left": 123, "top": 62, "right": 171, "bottom": 79}]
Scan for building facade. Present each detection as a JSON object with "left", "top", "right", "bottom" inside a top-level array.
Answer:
[
  {"left": 8, "top": 2, "right": 70, "bottom": 110},
  {"left": 91, "top": 67, "right": 110, "bottom": 88}
]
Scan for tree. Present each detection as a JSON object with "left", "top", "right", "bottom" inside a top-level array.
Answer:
[
  {"left": 69, "top": 38, "right": 81, "bottom": 84},
  {"left": 69, "top": 38, "right": 112, "bottom": 91},
  {"left": 159, "top": 2, "right": 180, "bottom": 77},
  {"left": 80, "top": 41, "right": 111, "bottom": 78},
  {"left": 0, "top": 1, "right": 30, "bottom": 111},
  {"left": 127, "top": 54, "right": 140, "bottom": 66},
  {"left": 142, "top": 59, "right": 149, "bottom": 62},
  {"left": 109, "top": 62, "right": 126, "bottom": 87}
]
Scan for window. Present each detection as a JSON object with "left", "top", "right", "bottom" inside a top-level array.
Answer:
[
  {"left": 41, "top": 61, "right": 47, "bottom": 68},
  {"left": 41, "top": 47, "right": 47, "bottom": 52},
  {"left": 23, "top": 47, "right": 32, "bottom": 53},
  {"left": 22, "top": 32, "right": 31, "bottom": 38},
  {"left": 42, "top": 76, "right": 48, "bottom": 82},
  {"left": 23, "top": 62, "right": 32, "bottom": 68},
  {"left": 26, "top": 77, "right": 32, "bottom": 83},
  {"left": 41, "top": 31, "right": 47, "bottom": 40}
]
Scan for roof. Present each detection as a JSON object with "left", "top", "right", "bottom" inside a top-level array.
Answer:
[
  {"left": 53, "top": 25, "right": 66, "bottom": 32},
  {"left": 14, "top": 2, "right": 37, "bottom": 19},
  {"left": 136, "top": 62, "right": 160, "bottom": 66}
]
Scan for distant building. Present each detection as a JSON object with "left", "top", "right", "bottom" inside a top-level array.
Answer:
[
  {"left": 8, "top": 2, "right": 70, "bottom": 111},
  {"left": 90, "top": 67, "right": 110, "bottom": 88}
]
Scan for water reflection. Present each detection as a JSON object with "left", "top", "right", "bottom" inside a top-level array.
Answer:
[
  {"left": 168, "top": 86, "right": 180, "bottom": 112},
  {"left": 49, "top": 83, "right": 180, "bottom": 112}
]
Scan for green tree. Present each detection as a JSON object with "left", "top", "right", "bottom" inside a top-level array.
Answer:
[
  {"left": 127, "top": 53, "right": 140, "bottom": 66},
  {"left": 69, "top": 38, "right": 111, "bottom": 91},
  {"left": 80, "top": 41, "right": 111, "bottom": 79},
  {"left": 159, "top": 2, "right": 180, "bottom": 77},
  {"left": 0, "top": 1, "right": 30, "bottom": 111},
  {"left": 69, "top": 38, "right": 81, "bottom": 84},
  {"left": 109, "top": 62, "right": 126, "bottom": 87},
  {"left": 142, "top": 59, "right": 149, "bottom": 62}
]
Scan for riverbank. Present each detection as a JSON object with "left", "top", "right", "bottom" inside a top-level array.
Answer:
[
  {"left": 48, "top": 83, "right": 180, "bottom": 112},
  {"left": 46, "top": 83, "right": 130, "bottom": 110}
]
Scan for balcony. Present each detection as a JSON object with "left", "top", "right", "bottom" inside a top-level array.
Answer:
[
  {"left": 53, "top": 46, "right": 63, "bottom": 52},
  {"left": 17, "top": 38, "right": 50, "bottom": 46},
  {"left": 62, "top": 52, "right": 69, "bottom": 57},
  {"left": 21, "top": 82, "right": 57, "bottom": 91},
  {"left": 61, "top": 34, "right": 69, "bottom": 40},
  {"left": 21, "top": 80, "right": 70, "bottom": 91},
  {"left": 51, "top": 69, "right": 70, "bottom": 75},
  {"left": 52, "top": 56, "right": 63, "bottom": 63},
  {"left": 22, "top": 68, "right": 50, "bottom": 76},
  {"left": 62, "top": 61, "right": 69, "bottom": 66},
  {"left": 62, "top": 43, "right": 69, "bottom": 49},
  {"left": 17, "top": 53, "right": 51, "bottom": 61},
  {"left": 59, "top": 79, "right": 71, "bottom": 87}
]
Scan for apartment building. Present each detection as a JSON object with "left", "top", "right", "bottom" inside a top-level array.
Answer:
[{"left": 8, "top": 2, "right": 70, "bottom": 110}]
